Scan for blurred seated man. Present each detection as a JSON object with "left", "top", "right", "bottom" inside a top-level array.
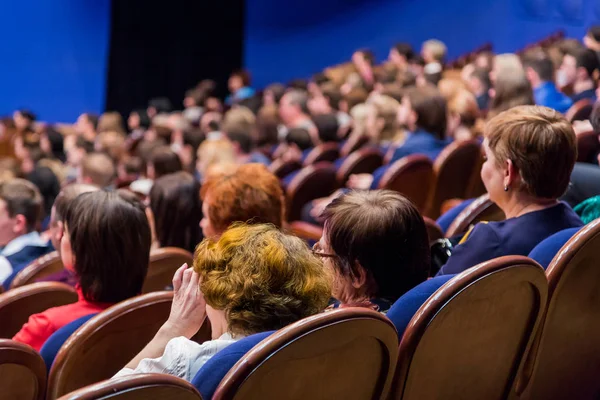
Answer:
[
  {"left": 278, "top": 90, "right": 317, "bottom": 141},
  {"left": 559, "top": 47, "right": 599, "bottom": 103},
  {"left": 583, "top": 25, "right": 600, "bottom": 64},
  {"left": 78, "top": 152, "right": 116, "bottom": 189},
  {"left": 0, "top": 179, "right": 52, "bottom": 289},
  {"left": 523, "top": 49, "right": 572, "bottom": 113}
]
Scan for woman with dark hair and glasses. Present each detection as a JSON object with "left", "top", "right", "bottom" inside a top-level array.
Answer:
[{"left": 315, "top": 190, "right": 430, "bottom": 312}]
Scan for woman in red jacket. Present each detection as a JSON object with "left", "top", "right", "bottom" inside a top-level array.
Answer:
[{"left": 13, "top": 190, "right": 151, "bottom": 351}]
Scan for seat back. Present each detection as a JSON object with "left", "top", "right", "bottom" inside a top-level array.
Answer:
[
  {"left": 286, "top": 163, "right": 337, "bottom": 221},
  {"left": 0, "top": 339, "right": 46, "bottom": 400},
  {"left": 339, "top": 134, "right": 369, "bottom": 157},
  {"left": 213, "top": 308, "right": 398, "bottom": 400},
  {"left": 527, "top": 227, "right": 580, "bottom": 270},
  {"left": 423, "top": 217, "right": 444, "bottom": 243},
  {"left": 40, "top": 313, "right": 98, "bottom": 370},
  {"left": 392, "top": 256, "right": 547, "bottom": 400},
  {"left": 336, "top": 148, "right": 383, "bottom": 186},
  {"left": 565, "top": 98, "right": 594, "bottom": 122},
  {"left": 445, "top": 193, "right": 505, "bottom": 238},
  {"left": 515, "top": 219, "right": 600, "bottom": 399},
  {"left": 303, "top": 143, "right": 339, "bottom": 165},
  {"left": 46, "top": 291, "right": 197, "bottom": 399},
  {"left": 378, "top": 155, "right": 434, "bottom": 212},
  {"left": 192, "top": 331, "right": 274, "bottom": 399},
  {"left": 0, "top": 282, "right": 77, "bottom": 338},
  {"left": 268, "top": 159, "right": 302, "bottom": 179},
  {"left": 56, "top": 373, "right": 202, "bottom": 400},
  {"left": 10, "top": 251, "right": 64, "bottom": 289},
  {"left": 143, "top": 247, "right": 193, "bottom": 293},
  {"left": 575, "top": 130, "right": 600, "bottom": 164},
  {"left": 426, "top": 140, "right": 481, "bottom": 219}
]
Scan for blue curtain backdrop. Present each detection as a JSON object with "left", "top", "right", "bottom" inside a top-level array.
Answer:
[
  {"left": 244, "top": 0, "right": 600, "bottom": 88},
  {"left": 0, "top": 1, "right": 110, "bottom": 122}
]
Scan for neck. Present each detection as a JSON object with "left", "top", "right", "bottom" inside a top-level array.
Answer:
[
  {"left": 574, "top": 79, "right": 595, "bottom": 94},
  {"left": 288, "top": 114, "right": 308, "bottom": 127},
  {"left": 501, "top": 193, "right": 558, "bottom": 219},
  {"left": 209, "top": 310, "right": 229, "bottom": 339}
]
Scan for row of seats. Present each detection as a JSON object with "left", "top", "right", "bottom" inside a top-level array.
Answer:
[{"left": 2, "top": 216, "right": 599, "bottom": 399}]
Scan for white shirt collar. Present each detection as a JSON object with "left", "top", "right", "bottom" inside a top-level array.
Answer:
[{"left": 1, "top": 231, "right": 47, "bottom": 257}]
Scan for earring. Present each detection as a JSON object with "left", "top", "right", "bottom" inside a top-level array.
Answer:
[{"left": 504, "top": 185, "right": 509, "bottom": 192}]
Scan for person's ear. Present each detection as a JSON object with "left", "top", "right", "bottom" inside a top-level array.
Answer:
[
  {"left": 13, "top": 214, "right": 27, "bottom": 235},
  {"left": 55, "top": 220, "right": 64, "bottom": 242},
  {"left": 525, "top": 67, "right": 537, "bottom": 83},
  {"left": 351, "top": 262, "right": 368, "bottom": 289},
  {"left": 504, "top": 159, "right": 519, "bottom": 189}
]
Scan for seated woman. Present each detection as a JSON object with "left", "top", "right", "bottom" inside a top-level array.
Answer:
[
  {"left": 315, "top": 190, "right": 430, "bottom": 312},
  {"left": 115, "top": 223, "right": 331, "bottom": 381},
  {"left": 149, "top": 171, "right": 202, "bottom": 253},
  {"left": 13, "top": 190, "right": 151, "bottom": 350},
  {"left": 200, "top": 163, "right": 283, "bottom": 239},
  {"left": 348, "top": 84, "right": 449, "bottom": 190},
  {"left": 437, "top": 105, "right": 583, "bottom": 276},
  {"left": 446, "top": 88, "right": 482, "bottom": 142}
]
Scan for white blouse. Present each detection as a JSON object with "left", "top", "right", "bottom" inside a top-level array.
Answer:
[{"left": 114, "top": 333, "right": 240, "bottom": 382}]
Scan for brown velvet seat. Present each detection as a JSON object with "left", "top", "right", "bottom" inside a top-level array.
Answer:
[
  {"left": 392, "top": 256, "right": 547, "bottom": 400},
  {"left": 423, "top": 217, "right": 444, "bottom": 243},
  {"left": 0, "top": 339, "right": 47, "bottom": 400},
  {"left": 378, "top": 155, "right": 434, "bottom": 212},
  {"left": 336, "top": 148, "right": 383, "bottom": 186},
  {"left": 10, "top": 251, "right": 64, "bottom": 289},
  {"left": 426, "top": 139, "right": 481, "bottom": 219},
  {"left": 575, "top": 130, "right": 600, "bottom": 164},
  {"left": 286, "top": 163, "right": 337, "bottom": 221},
  {"left": 0, "top": 282, "right": 78, "bottom": 338},
  {"left": 46, "top": 291, "right": 211, "bottom": 399},
  {"left": 303, "top": 142, "right": 340, "bottom": 165},
  {"left": 445, "top": 193, "right": 505, "bottom": 238},
  {"left": 143, "top": 247, "right": 193, "bottom": 293},
  {"left": 213, "top": 308, "right": 398, "bottom": 400},
  {"left": 511, "top": 218, "right": 600, "bottom": 399},
  {"left": 565, "top": 98, "right": 594, "bottom": 123},
  {"left": 55, "top": 373, "right": 203, "bottom": 400},
  {"left": 268, "top": 159, "right": 302, "bottom": 179},
  {"left": 339, "top": 134, "right": 369, "bottom": 157}
]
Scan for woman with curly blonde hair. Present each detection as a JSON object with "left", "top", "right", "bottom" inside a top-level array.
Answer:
[{"left": 116, "top": 223, "right": 331, "bottom": 382}]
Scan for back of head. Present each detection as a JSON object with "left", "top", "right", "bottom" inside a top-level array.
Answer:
[
  {"left": 200, "top": 164, "right": 283, "bottom": 235},
  {"left": 223, "top": 107, "right": 256, "bottom": 134},
  {"left": 150, "top": 171, "right": 202, "bottom": 252},
  {"left": 285, "top": 128, "right": 313, "bottom": 151},
  {"left": 81, "top": 153, "right": 116, "bottom": 188},
  {"left": 321, "top": 190, "right": 430, "bottom": 301},
  {"left": 369, "top": 94, "right": 402, "bottom": 142},
  {"left": 283, "top": 89, "right": 310, "bottom": 114},
  {"left": 97, "top": 111, "right": 125, "bottom": 134},
  {"left": 53, "top": 183, "right": 99, "bottom": 223},
  {"left": 491, "top": 54, "right": 534, "bottom": 116},
  {"left": 571, "top": 47, "right": 600, "bottom": 78},
  {"left": 26, "top": 166, "right": 60, "bottom": 218},
  {"left": 522, "top": 49, "right": 555, "bottom": 82},
  {"left": 149, "top": 146, "right": 183, "bottom": 179},
  {"left": 256, "top": 105, "right": 280, "bottom": 146},
  {"left": 64, "top": 190, "right": 150, "bottom": 303},
  {"left": 312, "top": 113, "right": 340, "bottom": 143},
  {"left": 265, "top": 83, "right": 286, "bottom": 104},
  {"left": 587, "top": 25, "right": 600, "bottom": 43},
  {"left": 196, "top": 139, "right": 236, "bottom": 176},
  {"left": 405, "top": 85, "right": 448, "bottom": 139},
  {"left": 193, "top": 223, "right": 331, "bottom": 335},
  {"left": 96, "top": 130, "right": 126, "bottom": 163},
  {"left": 470, "top": 67, "right": 491, "bottom": 91},
  {"left": 394, "top": 42, "right": 415, "bottom": 60},
  {"left": 448, "top": 89, "right": 480, "bottom": 129},
  {"left": 485, "top": 105, "right": 576, "bottom": 199},
  {"left": 0, "top": 178, "right": 43, "bottom": 234},
  {"left": 438, "top": 78, "right": 468, "bottom": 101},
  {"left": 423, "top": 39, "right": 447, "bottom": 63}
]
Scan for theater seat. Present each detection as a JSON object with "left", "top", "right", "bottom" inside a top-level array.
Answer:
[
  {"left": 0, "top": 339, "right": 47, "bottom": 400},
  {"left": 565, "top": 98, "right": 594, "bottom": 123},
  {"left": 144, "top": 247, "right": 193, "bottom": 293},
  {"left": 436, "top": 198, "right": 475, "bottom": 234},
  {"left": 575, "top": 130, "right": 600, "bottom": 164},
  {"left": 9, "top": 251, "right": 64, "bottom": 289},
  {"left": 445, "top": 193, "right": 504, "bottom": 238},
  {"left": 303, "top": 142, "right": 340, "bottom": 165},
  {"left": 286, "top": 163, "right": 337, "bottom": 221},
  {"left": 192, "top": 331, "right": 275, "bottom": 399},
  {"left": 269, "top": 158, "right": 302, "bottom": 179},
  {"left": 378, "top": 154, "right": 434, "bottom": 212},
  {"left": 527, "top": 227, "right": 580, "bottom": 270},
  {"left": 336, "top": 148, "right": 383, "bottom": 186},
  {"left": 387, "top": 275, "right": 454, "bottom": 338},
  {"left": 40, "top": 313, "right": 98, "bottom": 371}
]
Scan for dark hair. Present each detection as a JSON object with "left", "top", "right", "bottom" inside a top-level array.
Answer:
[
  {"left": 522, "top": 50, "right": 555, "bottom": 82},
  {"left": 237, "top": 95, "right": 263, "bottom": 115},
  {"left": 312, "top": 113, "right": 340, "bottom": 143},
  {"left": 148, "top": 97, "right": 173, "bottom": 114},
  {"left": 231, "top": 69, "right": 251, "bottom": 86},
  {"left": 45, "top": 127, "right": 65, "bottom": 162},
  {"left": 321, "top": 190, "right": 430, "bottom": 301},
  {"left": 64, "top": 191, "right": 150, "bottom": 303},
  {"left": 0, "top": 179, "right": 42, "bottom": 232},
  {"left": 287, "top": 79, "right": 309, "bottom": 91},
  {"left": 150, "top": 146, "right": 183, "bottom": 178},
  {"left": 183, "top": 129, "right": 205, "bottom": 167},
  {"left": 284, "top": 90, "right": 310, "bottom": 114},
  {"left": 17, "top": 109, "right": 36, "bottom": 122},
  {"left": 587, "top": 26, "right": 600, "bottom": 42},
  {"left": 85, "top": 113, "right": 99, "bottom": 131},
  {"left": 570, "top": 48, "right": 600, "bottom": 78},
  {"left": 470, "top": 67, "right": 491, "bottom": 91},
  {"left": 393, "top": 43, "right": 415, "bottom": 60},
  {"left": 590, "top": 102, "right": 600, "bottom": 132},
  {"left": 312, "top": 72, "right": 331, "bottom": 86},
  {"left": 321, "top": 87, "right": 342, "bottom": 110},
  {"left": 150, "top": 172, "right": 202, "bottom": 253},
  {"left": 227, "top": 129, "right": 254, "bottom": 154},
  {"left": 53, "top": 183, "right": 98, "bottom": 223},
  {"left": 405, "top": 85, "right": 448, "bottom": 139},
  {"left": 285, "top": 128, "right": 313, "bottom": 151},
  {"left": 75, "top": 137, "right": 95, "bottom": 153},
  {"left": 265, "top": 83, "right": 286, "bottom": 103},
  {"left": 132, "top": 109, "right": 151, "bottom": 129},
  {"left": 357, "top": 49, "right": 375, "bottom": 66},
  {"left": 26, "top": 167, "right": 60, "bottom": 218}
]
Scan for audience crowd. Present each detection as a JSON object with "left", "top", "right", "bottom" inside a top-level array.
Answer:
[{"left": 2, "top": 25, "right": 600, "bottom": 397}]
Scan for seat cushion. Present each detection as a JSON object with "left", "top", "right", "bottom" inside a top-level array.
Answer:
[{"left": 528, "top": 227, "right": 580, "bottom": 269}]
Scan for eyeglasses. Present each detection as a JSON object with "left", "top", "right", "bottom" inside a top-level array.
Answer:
[{"left": 312, "top": 242, "right": 337, "bottom": 259}]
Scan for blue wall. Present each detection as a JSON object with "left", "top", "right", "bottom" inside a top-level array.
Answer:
[
  {"left": 244, "top": 0, "right": 600, "bottom": 89},
  {"left": 0, "top": 1, "right": 110, "bottom": 122}
]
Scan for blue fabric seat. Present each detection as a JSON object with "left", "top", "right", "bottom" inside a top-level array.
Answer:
[
  {"left": 528, "top": 227, "right": 580, "bottom": 270},
  {"left": 436, "top": 198, "right": 475, "bottom": 234},
  {"left": 40, "top": 313, "right": 98, "bottom": 370},
  {"left": 386, "top": 275, "right": 455, "bottom": 338},
  {"left": 192, "top": 331, "right": 274, "bottom": 399}
]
